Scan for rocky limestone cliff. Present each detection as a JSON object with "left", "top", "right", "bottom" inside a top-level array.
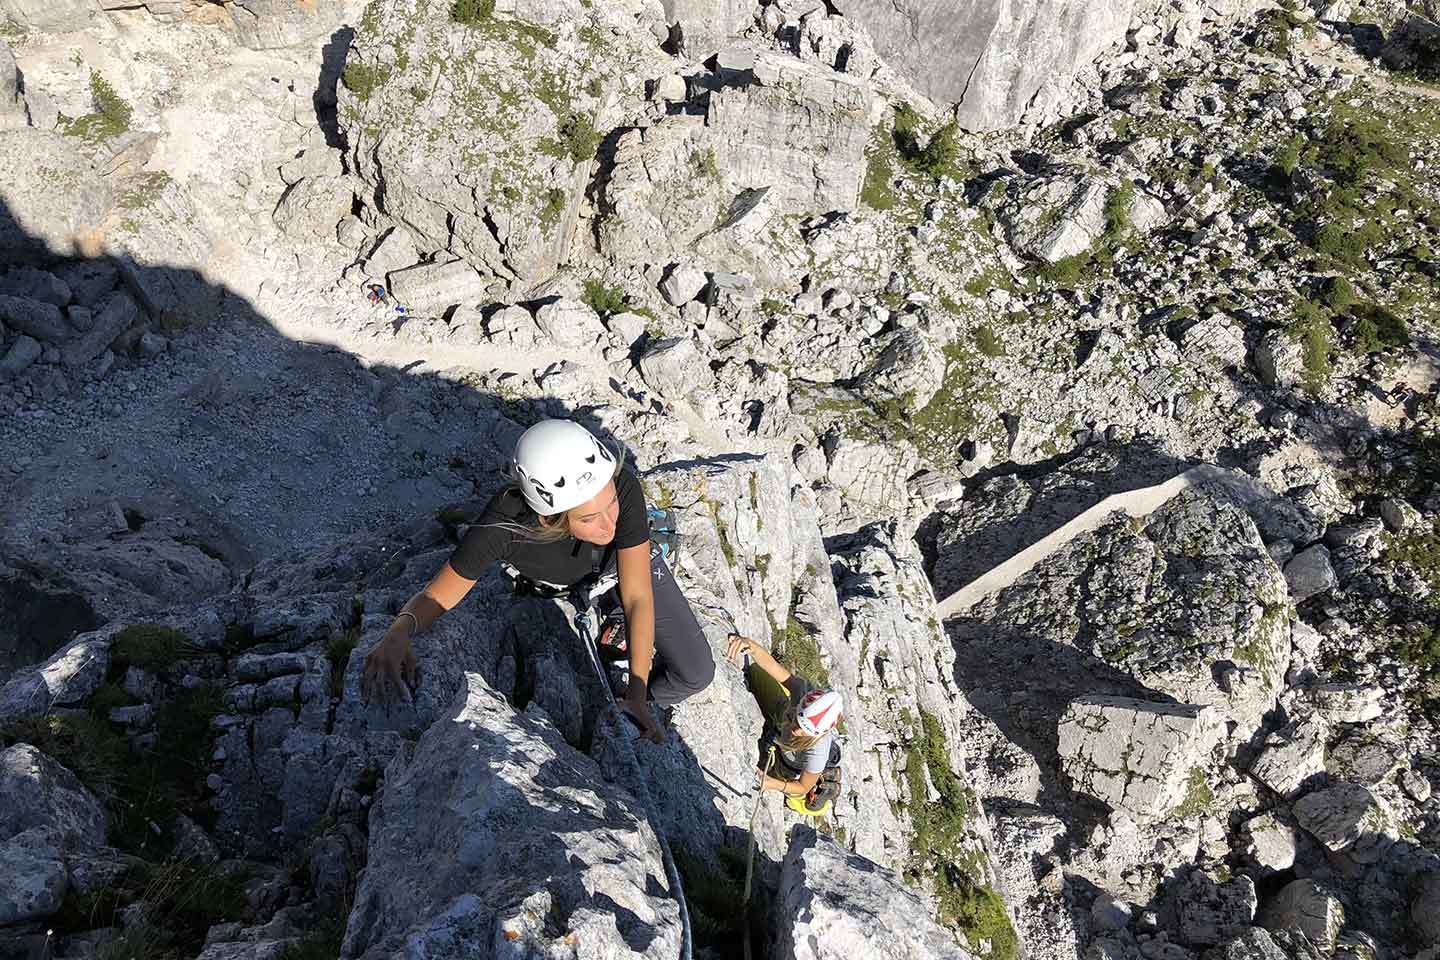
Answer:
[{"left": 0, "top": 0, "right": 1438, "bottom": 957}]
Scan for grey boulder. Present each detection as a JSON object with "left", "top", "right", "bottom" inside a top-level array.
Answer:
[
  {"left": 0, "top": 744, "right": 108, "bottom": 924},
  {"left": 1259, "top": 879, "right": 1344, "bottom": 953},
  {"left": 0, "top": 334, "right": 41, "bottom": 377},
  {"left": 776, "top": 826, "right": 978, "bottom": 959},
  {"left": 1176, "top": 871, "right": 1257, "bottom": 947},
  {"left": 0, "top": 294, "right": 68, "bottom": 343},
  {"left": 228, "top": 0, "right": 341, "bottom": 48},
  {"left": 0, "top": 0, "right": 93, "bottom": 32},
  {"left": 387, "top": 259, "right": 490, "bottom": 314},
  {"left": 1292, "top": 782, "right": 1393, "bottom": 862},
  {"left": 61, "top": 290, "right": 142, "bottom": 367},
  {"left": 533, "top": 296, "right": 606, "bottom": 348},
  {"left": 0, "top": 131, "right": 114, "bottom": 264},
  {"left": 342, "top": 673, "right": 683, "bottom": 958},
  {"left": 1413, "top": 873, "right": 1440, "bottom": 947},
  {"left": 1200, "top": 927, "right": 1288, "bottom": 960},
  {"left": 1248, "top": 716, "right": 1327, "bottom": 797},
  {"left": 1283, "top": 545, "right": 1336, "bottom": 602},
  {"left": 0, "top": 267, "right": 70, "bottom": 306},
  {"left": 272, "top": 176, "right": 353, "bottom": 242},
  {"left": 1253, "top": 330, "right": 1304, "bottom": 389},
  {"left": 1057, "top": 696, "right": 1218, "bottom": 823}
]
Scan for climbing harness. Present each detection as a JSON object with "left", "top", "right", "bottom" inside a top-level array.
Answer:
[
  {"left": 742, "top": 745, "right": 777, "bottom": 960},
  {"left": 646, "top": 506, "right": 682, "bottom": 565}
]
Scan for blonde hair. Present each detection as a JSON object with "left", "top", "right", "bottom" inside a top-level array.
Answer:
[
  {"left": 776, "top": 704, "right": 824, "bottom": 753},
  {"left": 483, "top": 442, "right": 629, "bottom": 544}
]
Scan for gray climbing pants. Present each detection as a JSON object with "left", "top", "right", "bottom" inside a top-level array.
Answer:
[{"left": 612, "top": 550, "right": 715, "bottom": 707}]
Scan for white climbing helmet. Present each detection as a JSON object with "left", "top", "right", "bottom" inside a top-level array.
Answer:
[
  {"left": 512, "top": 419, "right": 617, "bottom": 516},
  {"left": 796, "top": 688, "right": 843, "bottom": 737}
]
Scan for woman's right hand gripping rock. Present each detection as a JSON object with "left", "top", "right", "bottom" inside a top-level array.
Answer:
[{"left": 361, "top": 618, "right": 419, "bottom": 705}]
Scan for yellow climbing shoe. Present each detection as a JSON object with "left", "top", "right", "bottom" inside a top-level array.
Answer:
[{"left": 785, "top": 794, "right": 832, "bottom": 817}]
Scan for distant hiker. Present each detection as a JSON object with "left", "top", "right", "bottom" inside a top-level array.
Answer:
[
  {"left": 726, "top": 634, "right": 844, "bottom": 815},
  {"left": 362, "top": 418, "right": 715, "bottom": 742}
]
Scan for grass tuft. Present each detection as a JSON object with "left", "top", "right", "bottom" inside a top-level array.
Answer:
[{"left": 111, "top": 624, "right": 194, "bottom": 672}]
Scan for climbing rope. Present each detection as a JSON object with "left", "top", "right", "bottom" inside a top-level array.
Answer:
[
  {"left": 741, "top": 746, "right": 776, "bottom": 960},
  {"left": 571, "top": 582, "right": 694, "bottom": 960}
]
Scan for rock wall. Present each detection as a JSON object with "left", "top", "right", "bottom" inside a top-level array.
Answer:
[{"left": 343, "top": 673, "right": 685, "bottom": 957}]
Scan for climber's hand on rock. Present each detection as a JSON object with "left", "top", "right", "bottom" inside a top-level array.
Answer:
[
  {"left": 361, "top": 625, "right": 418, "bottom": 705},
  {"left": 725, "top": 634, "right": 755, "bottom": 666},
  {"left": 620, "top": 698, "right": 663, "bottom": 744}
]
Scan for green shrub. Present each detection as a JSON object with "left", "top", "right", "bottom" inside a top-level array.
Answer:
[
  {"left": 692, "top": 147, "right": 721, "bottom": 181},
  {"left": 1387, "top": 520, "right": 1440, "bottom": 603},
  {"left": 111, "top": 624, "right": 193, "bottom": 671},
  {"left": 540, "top": 187, "right": 567, "bottom": 230},
  {"left": 1170, "top": 766, "right": 1214, "bottom": 817},
  {"left": 1311, "top": 218, "right": 1382, "bottom": 265},
  {"left": 581, "top": 278, "right": 630, "bottom": 317},
  {"left": 118, "top": 171, "right": 173, "bottom": 211},
  {"left": 1396, "top": 622, "right": 1440, "bottom": 672},
  {"left": 1313, "top": 113, "right": 1409, "bottom": 187},
  {"left": 672, "top": 847, "right": 756, "bottom": 949},
  {"left": 892, "top": 102, "right": 923, "bottom": 156},
  {"left": 1034, "top": 253, "right": 1092, "bottom": 288},
  {"left": 449, "top": 0, "right": 493, "bottom": 23},
  {"left": 936, "top": 875, "right": 1019, "bottom": 960},
  {"left": 911, "top": 121, "right": 960, "bottom": 179},
  {"left": 890, "top": 103, "right": 962, "bottom": 179},
  {"left": 902, "top": 710, "right": 1018, "bottom": 960},
  {"left": 861, "top": 141, "right": 897, "bottom": 211},
  {"left": 278, "top": 920, "right": 346, "bottom": 960},
  {"left": 1322, "top": 275, "right": 1355, "bottom": 311},
  {"left": 89, "top": 683, "right": 140, "bottom": 717},
  {"left": 326, "top": 627, "right": 359, "bottom": 698},
  {"left": 1275, "top": 134, "right": 1304, "bottom": 178},
  {"left": 1103, "top": 179, "right": 1135, "bottom": 240},
  {"left": 2, "top": 711, "right": 128, "bottom": 803},
  {"left": 60, "top": 860, "right": 248, "bottom": 959},
  {"left": 553, "top": 113, "right": 599, "bottom": 163},
  {"left": 1289, "top": 300, "right": 1333, "bottom": 396},
  {"left": 1250, "top": 6, "right": 1310, "bottom": 57},
  {"left": 1349, "top": 301, "right": 1409, "bottom": 353},
  {"left": 3, "top": 687, "right": 221, "bottom": 853}
]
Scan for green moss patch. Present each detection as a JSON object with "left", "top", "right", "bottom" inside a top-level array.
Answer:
[
  {"left": 773, "top": 614, "right": 830, "bottom": 689},
  {"left": 111, "top": 624, "right": 194, "bottom": 672},
  {"left": 58, "top": 71, "right": 132, "bottom": 142},
  {"left": 673, "top": 847, "right": 758, "bottom": 953},
  {"left": 1170, "top": 766, "right": 1214, "bottom": 818},
  {"left": 1287, "top": 300, "right": 1333, "bottom": 397},
  {"left": 901, "top": 709, "right": 1017, "bottom": 960}
]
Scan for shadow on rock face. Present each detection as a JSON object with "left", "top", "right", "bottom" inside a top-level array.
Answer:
[{"left": 0, "top": 559, "right": 101, "bottom": 676}]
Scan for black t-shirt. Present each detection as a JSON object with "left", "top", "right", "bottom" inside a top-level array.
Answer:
[{"left": 448, "top": 469, "right": 650, "bottom": 585}]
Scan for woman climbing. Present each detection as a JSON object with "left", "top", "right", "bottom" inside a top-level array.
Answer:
[
  {"left": 361, "top": 418, "right": 716, "bottom": 743},
  {"left": 725, "top": 634, "right": 843, "bottom": 815}
]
